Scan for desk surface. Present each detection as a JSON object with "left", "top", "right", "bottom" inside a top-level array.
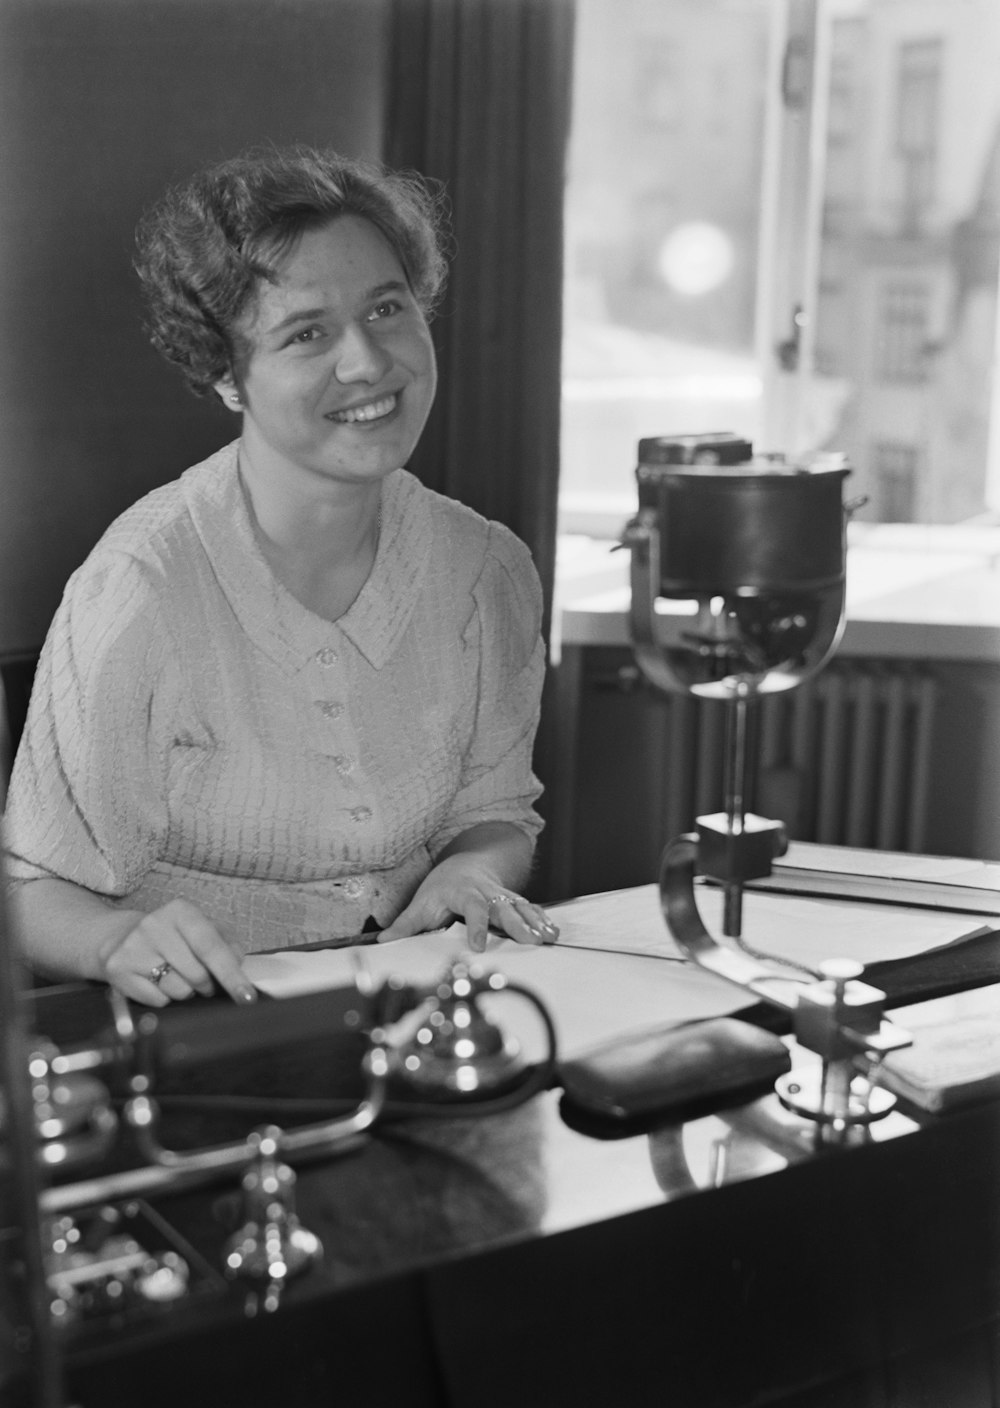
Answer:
[{"left": 7, "top": 887, "right": 1000, "bottom": 1408}]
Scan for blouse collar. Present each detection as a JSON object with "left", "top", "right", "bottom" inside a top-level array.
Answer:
[{"left": 183, "top": 440, "right": 432, "bottom": 672}]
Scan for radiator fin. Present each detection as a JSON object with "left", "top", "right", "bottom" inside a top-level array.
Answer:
[{"left": 763, "top": 662, "right": 937, "bottom": 851}]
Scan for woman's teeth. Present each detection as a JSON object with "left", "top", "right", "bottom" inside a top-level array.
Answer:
[{"left": 329, "top": 394, "right": 397, "bottom": 424}]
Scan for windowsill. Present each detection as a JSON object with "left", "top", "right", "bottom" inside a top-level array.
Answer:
[{"left": 555, "top": 522, "right": 1000, "bottom": 665}]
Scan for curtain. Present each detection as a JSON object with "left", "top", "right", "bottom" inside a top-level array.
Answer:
[{"left": 385, "top": 0, "right": 575, "bottom": 648}]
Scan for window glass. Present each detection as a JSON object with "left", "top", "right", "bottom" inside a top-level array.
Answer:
[
  {"left": 812, "top": 1, "right": 1000, "bottom": 523},
  {"left": 561, "top": 0, "right": 1000, "bottom": 531},
  {"left": 560, "top": 0, "right": 770, "bottom": 533}
]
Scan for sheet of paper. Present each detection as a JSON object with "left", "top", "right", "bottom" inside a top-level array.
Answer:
[
  {"left": 541, "top": 885, "right": 686, "bottom": 957},
  {"left": 245, "top": 922, "right": 746, "bottom": 1059},
  {"left": 548, "top": 882, "right": 992, "bottom": 967},
  {"left": 243, "top": 884, "right": 991, "bottom": 1061},
  {"left": 245, "top": 923, "right": 471, "bottom": 999}
]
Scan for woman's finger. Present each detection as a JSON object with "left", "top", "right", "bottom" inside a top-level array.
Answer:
[
  {"left": 487, "top": 893, "right": 559, "bottom": 945},
  {"left": 106, "top": 901, "right": 256, "bottom": 1006}
]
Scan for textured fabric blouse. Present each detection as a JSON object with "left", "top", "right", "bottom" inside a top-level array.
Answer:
[{"left": 4, "top": 442, "right": 545, "bottom": 953}]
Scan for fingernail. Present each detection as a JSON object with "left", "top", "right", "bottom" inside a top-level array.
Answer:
[{"left": 238, "top": 987, "right": 257, "bottom": 1004}]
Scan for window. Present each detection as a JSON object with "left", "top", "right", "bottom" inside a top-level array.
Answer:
[
  {"left": 871, "top": 440, "right": 919, "bottom": 521},
  {"left": 561, "top": 0, "right": 1000, "bottom": 532},
  {"left": 876, "top": 282, "right": 931, "bottom": 383},
  {"left": 895, "top": 38, "right": 942, "bottom": 218},
  {"left": 635, "top": 37, "right": 682, "bottom": 130},
  {"left": 826, "top": 17, "right": 864, "bottom": 150},
  {"left": 561, "top": 0, "right": 768, "bottom": 530}
]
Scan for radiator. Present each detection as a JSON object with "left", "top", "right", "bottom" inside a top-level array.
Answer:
[{"left": 650, "top": 660, "right": 938, "bottom": 854}]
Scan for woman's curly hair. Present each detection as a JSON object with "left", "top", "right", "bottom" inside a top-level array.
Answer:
[{"left": 134, "top": 146, "right": 450, "bottom": 398}]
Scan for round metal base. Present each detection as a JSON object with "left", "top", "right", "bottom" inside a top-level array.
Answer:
[{"left": 775, "top": 1069, "right": 896, "bottom": 1128}]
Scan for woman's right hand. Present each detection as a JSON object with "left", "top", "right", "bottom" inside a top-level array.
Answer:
[{"left": 96, "top": 898, "right": 258, "bottom": 1008}]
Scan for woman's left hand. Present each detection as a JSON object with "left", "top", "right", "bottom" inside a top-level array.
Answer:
[{"left": 377, "top": 854, "right": 559, "bottom": 952}]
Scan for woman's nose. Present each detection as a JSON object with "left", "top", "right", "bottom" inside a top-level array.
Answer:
[{"left": 334, "top": 323, "right": 392, "bottom": 383}]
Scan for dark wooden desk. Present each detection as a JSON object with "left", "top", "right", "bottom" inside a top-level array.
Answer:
[{"left": 4, "top": 931, "right": 1000, "bottom": 1408}]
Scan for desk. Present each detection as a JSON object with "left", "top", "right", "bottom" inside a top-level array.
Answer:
[{"left": 4, "top": 894, "right": 1000, "bottom": 1408}]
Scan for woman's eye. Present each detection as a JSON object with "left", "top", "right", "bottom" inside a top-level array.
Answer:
[
  {"left": 288, "top": 326, "right": 322, "bottom": 345},
  {"left": 368, "top": 300, "right": 401, "bottom": 322}
]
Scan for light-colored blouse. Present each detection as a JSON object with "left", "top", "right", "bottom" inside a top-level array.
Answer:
[{"left": 4, "top": 442, "right": 545, "bottom": 953}]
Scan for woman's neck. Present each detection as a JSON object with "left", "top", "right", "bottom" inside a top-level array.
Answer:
[{"left": 237, "top": 450, "right": 384, "bottom": 621}]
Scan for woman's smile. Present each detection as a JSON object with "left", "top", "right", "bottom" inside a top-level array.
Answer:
[{"left": 326, "top": 392, "right": 400, "bottom": 425}]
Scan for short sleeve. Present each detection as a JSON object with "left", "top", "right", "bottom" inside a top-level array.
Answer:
[
  {"left": 4, "top": 551, "right": 175, "bottom": 895},
  {"left": 427, "top": 520, "right": 545, "bottom": 854}
]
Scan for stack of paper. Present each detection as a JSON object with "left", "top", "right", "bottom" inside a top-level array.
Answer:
[{"left": 750, "top": 842, "right": 1000, "bottom": 916}]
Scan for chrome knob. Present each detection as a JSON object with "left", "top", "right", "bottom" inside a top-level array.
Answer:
[
  {"left": 395, "top": 962, "right": 526, "bottom": 1098},
  {"left": 222, "top": 1127, "right": 322, "bottom": 1311}
]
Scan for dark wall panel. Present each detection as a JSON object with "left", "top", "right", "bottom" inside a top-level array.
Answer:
[{"left": 0, "top": 0, "right": 388, "bottom": 653}]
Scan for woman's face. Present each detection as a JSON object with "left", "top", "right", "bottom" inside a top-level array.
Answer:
[{"left": 219, "top": 214, "right": 437, "bottom": 488}]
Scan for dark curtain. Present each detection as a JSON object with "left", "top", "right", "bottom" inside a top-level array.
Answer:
[
  {"left": 385, "top": 0, "right": 576, "bottom": 900},
  {"left": 385, "top": 0, "right": 575, "bottom": 647}
]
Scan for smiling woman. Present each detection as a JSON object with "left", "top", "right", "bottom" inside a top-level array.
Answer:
[{"left": 3, "top": 146, "right": 560, "bottom": 1007}]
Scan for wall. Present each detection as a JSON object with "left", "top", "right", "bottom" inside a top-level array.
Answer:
[{"left": 0, "top": 0, "right": 388, "bottom": 654}]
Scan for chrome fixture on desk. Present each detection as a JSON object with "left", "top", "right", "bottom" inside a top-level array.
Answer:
[
  {"left": 620, "top": 433, "right": 911, "bottom": 1140},
  {"left": 0, "top": 893, "right": 557, "bottom": 1407}
]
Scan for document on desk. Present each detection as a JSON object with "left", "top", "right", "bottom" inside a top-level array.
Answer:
[
  {"left": 245, "top": 930, "right": 748, "bottom": 1059},
  {"left": 550, "top": 882, "right": 993, "bottom": 968},
  {"left": 243, "top": 883, "right": 991, "bottom": 1060}
]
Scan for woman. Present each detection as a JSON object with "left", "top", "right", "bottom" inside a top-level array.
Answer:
[{"left": 4, "top": 146, "right": 557, "bottom": 1007}]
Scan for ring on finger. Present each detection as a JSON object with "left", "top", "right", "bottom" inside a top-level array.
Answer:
[
  {"left": 487, "top": 893, "right": 555, "bottom": 939},
  {"left": 148, "top": 962, "right": 173, "bottom": 985},
  {"left": 487, "top": 893, "right": 514, "bottom": 910}
]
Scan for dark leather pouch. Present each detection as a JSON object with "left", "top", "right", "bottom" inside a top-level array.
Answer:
[{"left": 558, "top": 1016, "right": 791, "bottom": 1137}]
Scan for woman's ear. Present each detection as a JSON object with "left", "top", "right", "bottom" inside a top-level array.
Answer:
[{"left": 213, "top": 378, "right": 244, "bottom": 412}]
